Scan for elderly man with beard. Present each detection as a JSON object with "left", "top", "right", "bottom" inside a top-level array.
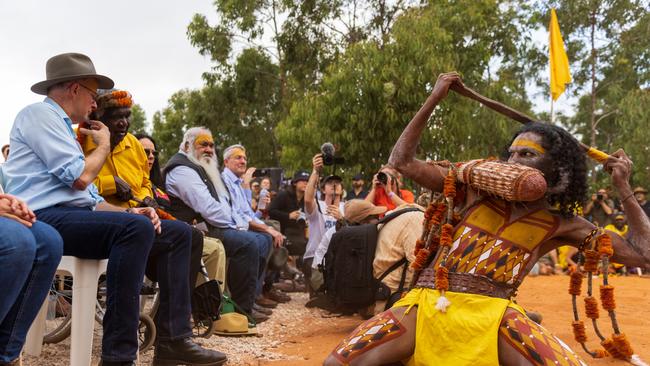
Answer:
[
  {"left": 3, "top": 53, "right": 225, "bottom": 366},
  {"left": 164, "top": 127, "right": 270, "bottom": 322}
]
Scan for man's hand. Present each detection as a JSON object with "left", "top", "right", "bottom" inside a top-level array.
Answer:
[
  {"left": 431, "top": 72, "right": 463, "bottom": 100},
  {"left": 312, "top": 154, "right": 324, "bottom": 174},
  {"left": 128, "top": 207, "right": 162, "bottom": 234},
  {"left": 78, "top": 120, "right": 110, "bottom": 147},
  {"left": 0, "top": 194, "right": 36, "bottom": 227},
  {"left": 326, "top": 205, "right": 342, "bottom": 220},
  {"left": 267, "top": 227, "right": 285, "bottom": 248},
  {"left": 242, "top": 167, "right": 256, "bottom": 188},
  {"left": 289, "top": 210, "right": 301, "bottom": 220},
  {"left": 604, "top": 149, "right": 633, "bottom": 193},
  {"left": 114, "top": 176, "right": 133, "bottom": 202}
]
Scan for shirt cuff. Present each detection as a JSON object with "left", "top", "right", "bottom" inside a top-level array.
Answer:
[{"left": 56, "top": 156, "right": 85, "bottom": 187}]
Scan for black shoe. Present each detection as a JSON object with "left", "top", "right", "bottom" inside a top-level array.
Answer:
[
  {"left": 99, "top": 361, "right": 136, "bottom": 366},
  {"left": 153, "top": 337, "right": 227, "bottom": 366},
  {"left": 253, "top": 303, "right": 272, "bottom": 315},
  {"left": 251, "top": 308, "right": 270, "bottom": 323}
]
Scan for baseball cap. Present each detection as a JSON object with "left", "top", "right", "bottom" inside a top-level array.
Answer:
[
  {"left": 321, "top": 175, "right": 343, "bottom": 186},
  {"left": 292, "top": 170, "right": 310, "bottom": 184},
  {"left": 352, "top": 173, "right": 364, "bottom": 181}
]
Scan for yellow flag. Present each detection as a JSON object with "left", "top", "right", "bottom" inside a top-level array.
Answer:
[{"left": 549, "top": 8, "right": 571, "bottom": 101}]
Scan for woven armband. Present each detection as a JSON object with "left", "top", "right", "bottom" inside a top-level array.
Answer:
[{"left": 457, "top": 160, "right": 547, "bottom": 202}]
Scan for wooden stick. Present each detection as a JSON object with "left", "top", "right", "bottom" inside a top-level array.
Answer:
[{"left": 449, "top": 83, "right": 610, "bottom": 163}]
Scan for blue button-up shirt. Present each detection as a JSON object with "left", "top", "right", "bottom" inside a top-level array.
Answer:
[
  {"left": 1, "top": 98, "right": 104, "bottom": 211},
  {"left": 165, "top": 162, "right": 239, "bottom": 229},
  {"left": 222, "top": 168, "right": 264, "bottom": 230}
]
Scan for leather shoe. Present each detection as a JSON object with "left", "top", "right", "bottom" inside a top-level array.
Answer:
[
  {"left": 255, "top": 295, "right": 278, "bottom": 308},
  {"left": 253, "top": 303, "right": 272, "bottom": 315},
  {"left": 251, "top": 308, "right": 270, "bottom": 323},
  {"left": 99, "top": 361, "right": 135, "bottom": 366},
  {"left": 153, "top": 337, "right": 227, "bottom": 365},
  {"left": 265, "top": 288, "right": 291, "bottom": 303}
]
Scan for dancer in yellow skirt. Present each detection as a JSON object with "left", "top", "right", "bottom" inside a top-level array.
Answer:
[{"left": 324, "top": 73, "right": 650, "bottom": 366}]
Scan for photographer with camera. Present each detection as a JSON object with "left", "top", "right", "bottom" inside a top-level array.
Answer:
[
  {"left": 303, "top": 153, "right": 345, "bottom": 298},
  {"left": 365, "top": 166, "right": 415, "bottom": 212},
  {"left": 584, "top": 188, "right": 614, "bottom": 227}
]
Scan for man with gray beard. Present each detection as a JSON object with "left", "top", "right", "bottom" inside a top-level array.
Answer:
[{"left": 164, "top": 127, "right": 269, "bottom": 322}]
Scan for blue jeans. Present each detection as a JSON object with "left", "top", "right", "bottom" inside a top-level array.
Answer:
[
  {"left": 220, "top": 229, "right": 272, "bottom": 313},
  {"left": 35, "top": 206, "right": 193, "bottom": 362},
  {"left": 0, "top": 218, "right": 63, "bottom": 362}
]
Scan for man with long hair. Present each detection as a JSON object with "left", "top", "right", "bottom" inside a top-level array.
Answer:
[{"left": 325, "top": 73, "right": 650, "bottom": 366}]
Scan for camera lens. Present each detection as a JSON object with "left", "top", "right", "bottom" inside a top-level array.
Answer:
[{"left": 377, "top": 172, "right": 388, "bottom": 185}]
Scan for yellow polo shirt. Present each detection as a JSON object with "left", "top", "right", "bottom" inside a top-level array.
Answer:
[{"left": 82, "top": 133, "right": 153, "bottom": 208}]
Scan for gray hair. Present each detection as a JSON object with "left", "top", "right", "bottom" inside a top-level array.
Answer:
[{"left": 179, "top": 126, "right": 212, "bottom": 153}]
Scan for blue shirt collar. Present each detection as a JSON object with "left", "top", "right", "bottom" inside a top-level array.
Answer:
[
  {"left": 223, "top": 167, "right": 241, "bottom": 185},
  {"left": 44, "top": 97, "right": 74, "bottom": 136}
]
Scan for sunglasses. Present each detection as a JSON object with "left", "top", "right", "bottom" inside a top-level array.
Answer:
[{"left": 144, "top": 148, "right": 158, "bottom": 157}]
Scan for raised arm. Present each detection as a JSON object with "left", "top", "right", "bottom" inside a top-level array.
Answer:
[
  {"left": 304, "top": 154, "right": 322, "bottom": 215},
  {"left": 388, "top": 73, "right": 461, "bottom": 192},
  {"left": 605, "top": 150, "right": 650, "bottom": 267}
]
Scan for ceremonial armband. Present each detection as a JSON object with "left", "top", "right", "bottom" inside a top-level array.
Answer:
[{"left": 456, "top": 159, "right": 547, "bottom": 202}]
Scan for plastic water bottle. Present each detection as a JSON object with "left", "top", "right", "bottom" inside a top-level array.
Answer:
[{"left": 258, "top": 188, "right": 269, "bottom": 210}]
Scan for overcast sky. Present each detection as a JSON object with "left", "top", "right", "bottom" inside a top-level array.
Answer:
[
  {"left": 0, "top": 1, "right": 216, "bottom": 149},
  {"left": 0, "top": 1, "right": 573, "bottom": 158}
]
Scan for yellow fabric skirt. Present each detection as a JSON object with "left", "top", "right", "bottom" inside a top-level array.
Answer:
[{"left": 393, "top": 288, "right": 524, "bottom": 366}]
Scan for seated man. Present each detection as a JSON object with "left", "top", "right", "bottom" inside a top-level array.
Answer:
[
  {"left": 3, "top": 53, "right": 225, "bottom": 366},
  {"left": 221, "top": 145, "right": 289, "bottom": 306},
  {"left": 81, "top": 89, "right": 203, "bottom": 300},
  {"left": 135, "top": 133, "right": 227, "bottom": 291},
  {"left": 0, "top": 191, "right": 63, "bottom": 365},
  {"left": 164, "top": 127, "right": 270, "bottom": 323}
]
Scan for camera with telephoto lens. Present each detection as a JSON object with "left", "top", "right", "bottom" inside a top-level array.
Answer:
[
  {"left": 597, "top": 193, "right": 603, "bottom": 201},
  {"left": 376, "top": 172, "right": 388, "bottom": 185}
]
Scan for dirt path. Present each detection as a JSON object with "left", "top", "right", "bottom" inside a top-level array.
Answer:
[
  {"left": 23, "top": 275, "right": 649, "bottom": 365},
  {"left": 262, "top": 276, "right": 650, "bottom": 365}
]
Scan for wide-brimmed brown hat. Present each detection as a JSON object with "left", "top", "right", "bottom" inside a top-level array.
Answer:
[
  {"left": 633, "top": 186, "right": 648, "bottom": 194},
  {"left": 31, "top": 53, "right": 114, "bottom": 95},
  {"left": 344, "top": 199, "right": 387, "bottom": 224}
]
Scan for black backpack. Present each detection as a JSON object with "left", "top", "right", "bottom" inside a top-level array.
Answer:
[{"left": 322, "top": 207, "right": 422, "bottom": 310}]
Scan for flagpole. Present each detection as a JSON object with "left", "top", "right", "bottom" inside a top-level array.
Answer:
[{"left": 551, "top": 98, "right": 555, "bottom": 123}]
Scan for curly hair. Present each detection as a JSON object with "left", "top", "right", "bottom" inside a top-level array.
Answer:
[{"left": 502, "top": 123, "right": 588, "bottom": 218}]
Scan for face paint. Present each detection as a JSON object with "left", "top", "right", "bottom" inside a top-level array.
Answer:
[
  {"left": 194, "top": 134, "right": 214, "bottom": 149},
  {"left": 511, "top": 139, "right": 545, "bottom": 154},
  {"left": 226, "top": 147, "right": 246, "bottom": 160}
]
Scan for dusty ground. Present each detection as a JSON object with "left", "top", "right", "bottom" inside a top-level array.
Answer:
[{"left": 23, "top": 275, "right": 649, "bottom": 365}]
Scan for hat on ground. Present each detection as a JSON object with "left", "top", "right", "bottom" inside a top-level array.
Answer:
[
  {"left": 31, "top": 53, "right": 114, "bottom": 95},
  {"left": 213, "top": 312, "right": 257, "bottom": 337},
  {"left": 321, "top": 175, "right": 343, "bottom": 187},
  {"left": 352, "top": 173, "right": 364, "bottom": 181},
  {"left": 344, "top": 200, "right": 387, "bottom": 224},
  {"left": 292, "top": 170, "right": 310, "bottom": 184},
  {"left": 633, "top": 186, "right": 648, "bottom": 194}
]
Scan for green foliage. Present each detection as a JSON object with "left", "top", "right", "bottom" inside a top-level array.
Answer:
[
  {"left": 277, "top": 1, "right": 536, "bottom": 176},
  {"left": 129, "top": 104, "right": 148, "bottom": 135}
]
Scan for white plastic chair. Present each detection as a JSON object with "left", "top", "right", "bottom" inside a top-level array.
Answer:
[{"left": 25, "top": 256, "right": 108, "bottom": 366}]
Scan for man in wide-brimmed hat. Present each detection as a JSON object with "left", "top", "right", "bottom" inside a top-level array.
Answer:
[
  {"left": 2, "top": 53, "right": 226, "bottom": 365},
  {"left": 633, "top": 186, "right": 650, "bottom": 217}
]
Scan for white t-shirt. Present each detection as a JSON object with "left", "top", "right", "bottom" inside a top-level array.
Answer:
[
  {"left": 312, "top": 226, "right": 336, "bottom": 268},
  {"left": 304, "top": 200, "right": 344, "bottom": 259}
]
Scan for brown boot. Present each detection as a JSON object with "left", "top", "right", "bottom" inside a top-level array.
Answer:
[
  {"left": 264, "top": 288, "right": 291, "bottom": 303},
  {"left": 255, "top": 295, "right": 278, "bottom": 308}
]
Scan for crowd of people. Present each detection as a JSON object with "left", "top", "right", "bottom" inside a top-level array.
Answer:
[{"left": 1, "top": 55, "right": 650, "bottom": 366}]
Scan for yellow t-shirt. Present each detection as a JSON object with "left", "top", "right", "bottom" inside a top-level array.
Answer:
[{"left": 82, "top": 133, "right": 153, "bottom": 208}]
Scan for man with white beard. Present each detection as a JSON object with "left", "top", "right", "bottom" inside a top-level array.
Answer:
[{"left": 164, "top": 127, "right": 270, "bottom": 322}]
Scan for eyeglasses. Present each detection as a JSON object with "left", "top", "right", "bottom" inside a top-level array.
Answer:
[
  {"left": 144, "top": 148, "right": 158, "bottom": 157},
  {"left": 78, "top": 83, "right": 98, "bottom": 99}
]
